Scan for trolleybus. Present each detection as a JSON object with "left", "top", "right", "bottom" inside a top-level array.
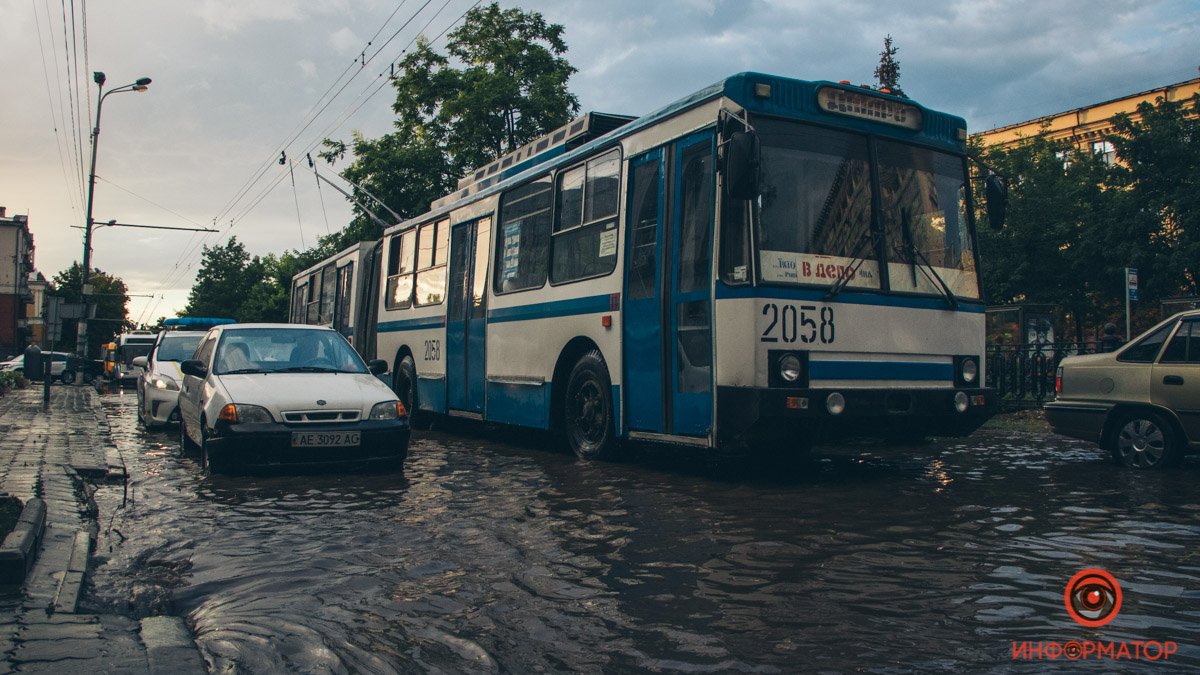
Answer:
[{"left": 337, "top": 72, "right": 1005, "bottom": 459}]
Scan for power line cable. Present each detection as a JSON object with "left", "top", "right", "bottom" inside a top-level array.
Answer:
[
  {"left": 309, "top": 153, "right": 332, "bottom": 234},
  {"left": 212, "top": 0, "right": 419, "bottom": 225},
  {"left": 32, "top": 0, "right": 83, "bottom": 219}
]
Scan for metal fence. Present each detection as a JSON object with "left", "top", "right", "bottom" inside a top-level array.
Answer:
[{"left": 986, "top": 342, "right": 1106, "bottom": 410}]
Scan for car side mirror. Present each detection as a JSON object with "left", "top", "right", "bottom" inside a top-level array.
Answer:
[
  {"left": 724, "top": 131, "right": 761, "bottom": 200},
  {"left": 985, "top": 174, "right": 1007, "bottom": 230},
  {"left": 367, "top": 359, "right": 388, "bottom": 375},
  {"left": 180, "top": 359, "right": 208, "bottom": 378},
  {"left": 131, "top": 356, "right": 148, "bottom": 369}
]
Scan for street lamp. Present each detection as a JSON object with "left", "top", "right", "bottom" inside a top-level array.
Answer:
[{"left": 78, "top": 71, "right": 151, "bottom": 357}]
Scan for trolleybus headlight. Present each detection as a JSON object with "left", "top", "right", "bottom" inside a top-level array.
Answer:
[
  {"left": 953, "top": 391, "right": 969, "bottom": 413},
  {"left": 826, "top": 392, "right": 846, "bottom": 415},
  {"left": 779, "top": 354, "right": 802, "bottom": 383},
  {"left": 960, "top": 358, "right": 978, "bottom": 384}
]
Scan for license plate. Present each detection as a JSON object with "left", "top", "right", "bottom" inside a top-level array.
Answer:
[{"left": 291, "top": 431, "right": 361, "bottom": 448}]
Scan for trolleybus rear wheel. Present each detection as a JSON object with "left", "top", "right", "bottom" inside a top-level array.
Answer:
[
  {"left": 564, "top": 350, "right": 615, "bottom": 460},
  {"left": 395, "top": 354, "right": 431, "bottom": 430}
]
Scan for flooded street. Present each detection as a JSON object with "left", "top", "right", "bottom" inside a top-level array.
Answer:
[{"left": 84, "top": 390, "right": 1199, "bottom": 672}]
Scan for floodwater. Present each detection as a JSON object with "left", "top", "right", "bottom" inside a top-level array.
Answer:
[{"left": 86, "top": 391, "right": 1200, "bottom": 673}]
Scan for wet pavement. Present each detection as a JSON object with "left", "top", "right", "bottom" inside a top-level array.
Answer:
[{"left": 84, "top": 389, "right": 1199, "bottom": 673}]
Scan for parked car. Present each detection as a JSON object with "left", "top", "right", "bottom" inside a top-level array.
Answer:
[
  {"left": 134, "top": 332, "right": 207, "bottom": 427},
  {"left": 1046, "top": 310, "right": 1200, "bottom": 469},
  {"left": 0, "top": 351, "right": 72, "bottom": 382},
  {"left": 177, "top": 323, "right": 409, "bottom": 473}
]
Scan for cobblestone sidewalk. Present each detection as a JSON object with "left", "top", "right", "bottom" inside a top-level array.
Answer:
[{"left": 0, "top": 385, "right": 204, "bottom": 673}]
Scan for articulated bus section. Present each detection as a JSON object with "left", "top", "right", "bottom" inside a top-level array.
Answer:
[{"left": 294, "top": 72, "right": 1004, "bottom": 459}]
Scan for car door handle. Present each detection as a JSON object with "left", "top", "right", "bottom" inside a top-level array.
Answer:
[{"left": 1163, "top": 375, "right": 1184, "bottom": 386}]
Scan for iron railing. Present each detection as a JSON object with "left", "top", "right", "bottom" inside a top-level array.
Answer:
[{"left": 986, "top": 342, "right": 1106, "bottom": 410}]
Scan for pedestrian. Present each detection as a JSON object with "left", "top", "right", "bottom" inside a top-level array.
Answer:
[{"left": 1099, "top": 323, "right": 1122, "bottom": 353}]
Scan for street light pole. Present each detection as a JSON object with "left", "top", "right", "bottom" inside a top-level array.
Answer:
[{"left": 77, "top": 71, "right": 151, "bottom": 357}]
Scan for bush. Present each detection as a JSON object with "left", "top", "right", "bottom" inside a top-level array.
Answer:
[{"left": 0, "top": 370, "right": 20, "bottom": 395}]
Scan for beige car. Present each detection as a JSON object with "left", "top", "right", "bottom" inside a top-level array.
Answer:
[{"left": 1045, "top": 310, "right": 1200, "bottom": 469}]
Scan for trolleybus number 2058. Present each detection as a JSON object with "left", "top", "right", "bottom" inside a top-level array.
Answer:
[{"left": 760, "top": 303, "right": 836, "bottom": 345}]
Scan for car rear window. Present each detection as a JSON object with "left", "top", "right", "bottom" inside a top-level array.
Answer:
[
  {"left": 1160, "top": 320, "right": 1200, "bottom": 364},
  {"left": 1118, "top": 322, "right": 1174, "bottom": 363}
]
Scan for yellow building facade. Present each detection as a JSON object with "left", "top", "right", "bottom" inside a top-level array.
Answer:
[{"left": 972, "top": 77, "right": 1200, "bottom": 158}]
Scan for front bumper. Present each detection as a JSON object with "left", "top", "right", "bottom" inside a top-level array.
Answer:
[
  {"left": 206, "top": 419, "right": 410, "bottom": 470},
  {"left": 143, "top": 387, "right": 182, "bottom": 426},
  {"left": 1043, "top": 400, "right": 1110, "bottom": 443},
  {"left": 717, "top": 386, "right": 998, "bottom": 444}
]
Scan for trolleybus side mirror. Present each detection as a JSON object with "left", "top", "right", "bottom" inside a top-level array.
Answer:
[
  {"left": 985, "top": 173, "right": 1007, "bottom": 230},
  {"left": 725, "top": 131, "right": 761, "bottom": 200}
]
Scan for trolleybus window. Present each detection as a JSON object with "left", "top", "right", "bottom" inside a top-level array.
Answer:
[
  {"left": 319, "top": 264, "right": 336, "bottom": 323},
  {"left": 755, "top": 121, "right": 878, "bottom": 289},
  {"left": 495, "top": 175, "right": 553, "bottom": 293},
  {"left": 415, "top": 219, "right": 449, "bottom": 306},
  {"left": 627, "top": 157, "right": 661, "bottom": 300},
  {"left": 305, "top": 272, "right": 320, "bottom": 323},
  {"left": 385, "top": 230, "right": 416, "bottom": 310},
  {"left": 877, "top": 140, "right": 979, "bottom": 299},
  {"left": 291, "top": 280, "right": 307, "bottom": 322},
  {"left": 335, "top": 263, "right": 354, "bottom": 331},
  {"left": 552, "top": 149, "right": 620, "bottom": 283}
]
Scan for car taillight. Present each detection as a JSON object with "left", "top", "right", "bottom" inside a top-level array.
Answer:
[{"left": 1055, "top": 367, "right": 1063, "bottom": 394}]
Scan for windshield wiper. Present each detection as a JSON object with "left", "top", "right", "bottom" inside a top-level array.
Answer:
[
  {"left": 279, "top": 366, "right": 344, "bottom": 373},
  {"left": 824, "top": 229, "right": 876, "bottom": 301},
  {"left": 896, "top": 209, "right": 957, "bottom": 309},
  {"left": 220, "top": 368, "right": 267, "bottom": 375}
]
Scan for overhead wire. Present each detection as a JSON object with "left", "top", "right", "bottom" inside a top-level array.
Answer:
[
  {"left": 211, "top": 0, "right": 418, "bottom": 226},
  {"left": 32, "top": 0, "right": 83, "bottom": 219},
  {"left": 154, "top": 0, "right": 476, "bottom": 318},
  {"left": 60, "top": 0, "right": 86, "bottom": 202}
]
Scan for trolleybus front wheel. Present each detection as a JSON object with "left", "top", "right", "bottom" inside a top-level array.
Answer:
[{"left": 564, "top": 350, "right": 616, "bottom": 461}]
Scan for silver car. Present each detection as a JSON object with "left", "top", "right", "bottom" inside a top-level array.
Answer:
[{"left": 1045, "top": 310, "right": 1200, "bottom": 469}]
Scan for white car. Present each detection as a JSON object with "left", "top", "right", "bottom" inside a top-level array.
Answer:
[
  {"left": 0, "top": 351, "right": 71, "bottom": 381},
  {"left": 134, "top": 330, "right": 209, "bottom": 427},
  {"left": 177, "top": 323, "right": 409, "bottom": 473}
]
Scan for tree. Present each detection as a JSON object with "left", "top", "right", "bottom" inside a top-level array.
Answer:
[
  {"left": 183, "top": 237, "right": 267, "bottom": 320},
  {"left": 49, "top": 263, "right": 129, "bottom": 355},
  {"left": 874, "top": 35, "right": 905, "bottom": 97},
  {"left": 319, "top": 2, "right": 580, "bottom": 249},
  {"left": 973, "top": 133, "right": 1130, "bottom": 340},
  {"left": 1109, "top": 94, "right": 1200, "bottom": 299}
]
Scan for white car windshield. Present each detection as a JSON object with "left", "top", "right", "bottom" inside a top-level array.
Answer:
[
  {"left": 213, "top": 328, "right": 368, "bottom": 375},
  {"left": 155, "top": 333, "right": 205, "bottom": 362}
]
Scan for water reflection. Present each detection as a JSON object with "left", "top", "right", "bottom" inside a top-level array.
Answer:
[{"left": 86, "top": 394, "right": 1200, "bottom": 672}]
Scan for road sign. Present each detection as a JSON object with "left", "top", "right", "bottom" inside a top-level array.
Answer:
[{"left": 1127, "top": 268, "right": 1138, "bottom": 301}]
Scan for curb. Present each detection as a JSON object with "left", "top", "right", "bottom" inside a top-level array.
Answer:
[
  {"left": 52, "top": 530, "right": 91, "bottom": 613},
  {"left": 0, "top": 497, "right": 47, "bottom": 585},
  {"left": 140, "top": 616, "right": 207, "bottom": 673}
]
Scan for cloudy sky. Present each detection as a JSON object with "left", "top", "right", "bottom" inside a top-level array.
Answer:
[{"left": 2, "top": 0, "right": 1196, "bottom": 323}]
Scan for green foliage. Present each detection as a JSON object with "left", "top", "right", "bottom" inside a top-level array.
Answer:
[
  {"left": 48, "top": 263, "right": 130, "bottom": 355},
  {"left": 318, "top": 2, "right": 579, "bottom": 250},
  {"left": 976, "top": 94, "right": 1199, "bottom": 337},
  {"left": 1109, "top": 94, "right": 1200, "bottom": 297},
  {"left": 874, "top": 35, "right": 905, "bottom": 97},
  {"left": 183, "top": 238, "right": 328, "bottom": 323},
  {"left": 0, "top": 370, "right": 22, "bottom": 393}
]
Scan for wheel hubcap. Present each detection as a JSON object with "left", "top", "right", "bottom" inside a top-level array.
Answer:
[
  {"left": 570, "top": 380, "right": 605, "bottom": 443},
  {"left": 1117, "top": 419, "right": 1165, "bottom": 467}
]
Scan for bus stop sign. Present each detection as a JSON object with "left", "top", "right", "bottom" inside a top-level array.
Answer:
[{"left": 1127, "top": 268, "right": 1139, "bottom": 301}]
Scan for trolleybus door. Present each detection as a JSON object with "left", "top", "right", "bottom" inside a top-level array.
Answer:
[
  {"left": 623, "top": 133, "right": 715, "bottom": 437},
  {"left": 447, "top": 217, "right": 490, "bottom": 413},
  {"left": 624, "top": 150, "right": 666, "bottom": 432}
]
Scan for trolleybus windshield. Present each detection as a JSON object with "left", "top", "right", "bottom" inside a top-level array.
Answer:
[{"left": 752, "top": 118, "right": 980, "bottom": 300}]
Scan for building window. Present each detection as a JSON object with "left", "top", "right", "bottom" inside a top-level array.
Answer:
[
  {"left": 495, "top": 175, "right": 553, "bottom": 293},
  {"left": 1091, "top": 140, "right": 1115, "bottom": 166},
  {"left": 551, "top": 149, "right": 621, "bottom": 283}
]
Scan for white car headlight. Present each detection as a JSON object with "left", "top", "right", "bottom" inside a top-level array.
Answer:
[
  {"left": 369, "top": 400, "right": 404, "bottom": 420},
  {"left": 218, "top": 403, "right": 274, "bottom": 424},
  {"left": 150, "top": 376, "right": 179, "bottom": 391}
]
